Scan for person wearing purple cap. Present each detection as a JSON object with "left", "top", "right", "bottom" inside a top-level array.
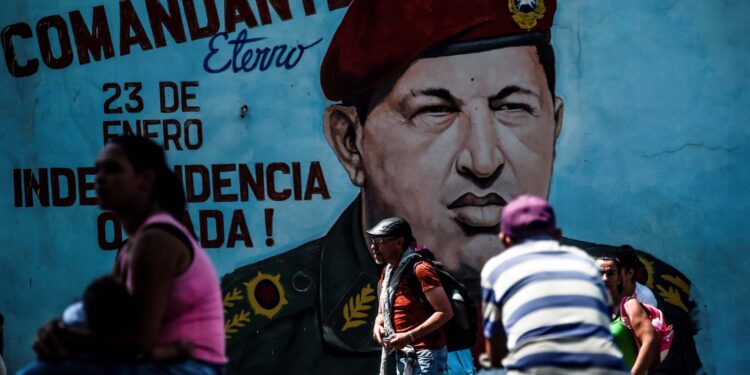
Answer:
[{"left": 480, "top": 195, "right": 628, "bottom": 374}]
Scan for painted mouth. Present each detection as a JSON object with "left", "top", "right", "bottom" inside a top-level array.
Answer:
[
  {"left": 448, "top": 193, "right": 507, "bottom": 228},
  {"left": 448, "top": 193, "right": 507, "bottom": 208}
]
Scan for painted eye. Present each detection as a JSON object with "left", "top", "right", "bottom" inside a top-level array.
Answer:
[
  {"left": 411, "top": 105, "right": 457, "bottom": 130},
  {"left": 414, "top": 105, "right": 454, "bottom": 115},
  {"left": 495, "top": 103, "right": 533, "bottom": 113}
]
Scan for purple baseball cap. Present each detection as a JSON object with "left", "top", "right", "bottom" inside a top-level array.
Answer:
[{"left": 501, "top": 195, "right": 557, "bottom": 238}]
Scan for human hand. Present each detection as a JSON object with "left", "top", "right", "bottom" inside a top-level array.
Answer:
[
  {"left": 32, "top": 319, "right": 70, "bottom": 360},
  {"left": 384, "top": 332, "right": 410, "bottom": 350},
  {"left": 373, "top": 324, "right": 386, "bottom": 346},
  {"left": 149, "top": 340, "right": 194, "bottom": 362}
]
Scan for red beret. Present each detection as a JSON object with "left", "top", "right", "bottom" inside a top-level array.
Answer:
[{"left": 321, "top": 0, "right": 557, "bottom": 101}]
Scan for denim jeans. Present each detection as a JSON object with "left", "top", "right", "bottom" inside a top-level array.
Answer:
[
  {"left": 447, "top": 349, "right": 476, "bottom": 375},
  {"left": 396, "top": 346, "right": 448, "bottom": 375},
  {"left": 16, "top": 358, "right": 224, "bottom": 375}
]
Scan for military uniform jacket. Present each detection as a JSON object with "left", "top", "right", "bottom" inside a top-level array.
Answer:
[{"left": 221, "top": 197, "right": 390, "bottom": 374}]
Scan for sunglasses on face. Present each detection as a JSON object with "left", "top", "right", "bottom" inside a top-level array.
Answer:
[{"left": 370, "top": 237, "right": 394, "bottom": 245}]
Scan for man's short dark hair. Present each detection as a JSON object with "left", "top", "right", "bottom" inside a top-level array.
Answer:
[
  {"left": 597, "top": 255, "right": 621, "bottom": 271},
  {"left": 343, "top": 43, "right": 556, "bottom": 124},
  {"left": 597, "top": 256, "right": 625, "bottom": 295}
]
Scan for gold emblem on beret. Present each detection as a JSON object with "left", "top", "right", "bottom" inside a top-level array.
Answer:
[{"left": 508, "top": 0, "right": 546, "bottom": 30}]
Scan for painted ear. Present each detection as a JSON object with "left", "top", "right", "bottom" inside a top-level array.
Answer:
[
  {"left": 323, "top": 105, "right": 365, "bottom": 187},
  {"left": 553, "top": 96, "right": 564, "bottom": 140}
]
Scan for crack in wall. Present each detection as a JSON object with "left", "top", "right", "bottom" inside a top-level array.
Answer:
[{"left": 638, "top": 142, "right": 738, "bottom": 159}]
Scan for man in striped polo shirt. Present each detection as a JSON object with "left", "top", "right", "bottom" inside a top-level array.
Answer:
[{"left": 480, "top": 195, "right": 627, "bottom": 374}]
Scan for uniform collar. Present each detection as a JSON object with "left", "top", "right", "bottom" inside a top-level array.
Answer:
[{"left": 319, "top": 195, "right": 382, "bottom": 353}]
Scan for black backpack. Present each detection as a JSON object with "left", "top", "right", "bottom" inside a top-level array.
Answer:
[{"left": 405, "top": 247, "right": 478, "bottom": 351}]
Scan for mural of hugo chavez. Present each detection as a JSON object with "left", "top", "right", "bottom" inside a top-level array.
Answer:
[{"left": 221, "top": 0, "right": 701, "bottom": 373}]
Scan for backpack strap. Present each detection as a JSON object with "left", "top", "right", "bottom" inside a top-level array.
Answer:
[{"left": 405, "top": 254, "right": 431, "bottom": 307}]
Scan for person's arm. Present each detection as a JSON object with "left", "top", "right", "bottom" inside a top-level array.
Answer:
[
  {"left": 485, "top": 328, "right": 508, "bottom": 367},
  {"left": 33, "top": 319, "right": 97, "bottom": 360},
  {"left": 386, "top": 285, "right": 452, "bottom": 350},
  {"left": 148, "top": 341, "right": 194, "bottom": 362},
  {"left": 626, "top": 299, "right": 658, "bottom": 375},
  {"left": 373, "top": 304, "right": 386, "bottom": 347},
  {"left": 33, "top": 229, "right": 189, "bottom": 360},
  {"left": 127, "top": 228, "right": 191, "bottom": 352},
  {"left": 32, "top": 321, "right": 195, "bottom": 361},
  {"left": 483, "top": 297, "right": 507, "bottom": 367}
]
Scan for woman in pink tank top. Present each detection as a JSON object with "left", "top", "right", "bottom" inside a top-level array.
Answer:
[{"left": 21, "top": 136, "right": 227, "bottom": 375}]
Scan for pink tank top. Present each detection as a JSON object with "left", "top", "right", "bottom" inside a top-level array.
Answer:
[{"left": 118, "top": 212, "right": 227, "bottom": 364}]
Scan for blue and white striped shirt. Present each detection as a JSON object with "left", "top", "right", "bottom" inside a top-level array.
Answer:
[{"left": 481, "top": 239, "right": 627, "bottom": 373}]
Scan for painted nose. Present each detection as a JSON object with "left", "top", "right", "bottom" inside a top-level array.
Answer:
[{"left": 455, "top": 108, "right": 505, "bottom": 183}]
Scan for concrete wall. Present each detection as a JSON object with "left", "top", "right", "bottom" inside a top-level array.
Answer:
[{"left": 0, "top": 0, "right": 747, "bottom": 373}]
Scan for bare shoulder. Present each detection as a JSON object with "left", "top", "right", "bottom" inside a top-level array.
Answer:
[
  {"left": 625, "top": 298, "right": 647, "bottom": 317},
  {"left": 130, "top": 227, "right": 190, "bottom": 265},
  {"left": 625, "top": 297, "right": 641, "bottom": 308}
]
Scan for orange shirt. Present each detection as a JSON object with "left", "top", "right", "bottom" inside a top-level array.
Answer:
[{"left": 382, "top": 260, "right": 446, "bottom": 349}]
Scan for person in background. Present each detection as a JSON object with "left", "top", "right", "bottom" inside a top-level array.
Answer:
[
  {"left": 597, "top": 256, "right": 659, "bottom": 375},
  {"left": 19, "top": 135, "right": 226, "bottom": 374},
  {"left": 60, "top": 275, "right": 194, "bottom": 362},
  {"left": 222, "top": 1, "right": 563, "bottom": 371},
  {"left": 410, "top": 243, "right": 477, "bottom": 375},
  {"left": 369, "top": 217, "right": 453, "bottom": 375},
  {"left": 481, "top": 195, "right": 626, "bottom": 374},
  {"left": 617, "top": 246, "right": 658, "bottom": 307},
  {"left": 222, "top": 0, "right": 700, "bottom": 372}
]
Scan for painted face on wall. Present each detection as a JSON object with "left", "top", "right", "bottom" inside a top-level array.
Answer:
[{"left": 326, "top": 46, "right": 563, "bottom": 277}]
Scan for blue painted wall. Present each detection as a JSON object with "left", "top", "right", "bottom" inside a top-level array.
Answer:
[
  {"left": 0, "top": 0, "right": 747, "bottom": 373},
  {"left": 551, "top": 2, "right": 750, "bottom": 373}
]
